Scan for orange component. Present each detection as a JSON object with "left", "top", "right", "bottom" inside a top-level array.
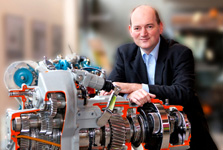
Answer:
[
  {"left": 87, "top": 87, "right": 96, "bottom": 95},
  {"left": 163, "top": 105, "right": 183, "bottom": 112},
  {"left": 75, "top": 82, "right": 79, "bottom": 89},
  {"left": 150, "top": 98, "right": 163, "bottom": 104},
  {"left": 151, "top": 98, "right": 184, "bottom": 111}
]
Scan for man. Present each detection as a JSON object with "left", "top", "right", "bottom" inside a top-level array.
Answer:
[{"left": 102, "top": 5, "right": 217, "bottom": 150}]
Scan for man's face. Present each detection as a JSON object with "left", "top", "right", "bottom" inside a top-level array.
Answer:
[{"left": 129, "top": 6, "right": 163, "bottom": 52}]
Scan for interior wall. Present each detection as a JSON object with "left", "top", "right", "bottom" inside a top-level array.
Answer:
[{"left": 0, "top": 0, "right": 78, "bottom": 149}]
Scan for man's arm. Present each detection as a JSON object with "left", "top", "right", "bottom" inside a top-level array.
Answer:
[
  {"left": 149, "top": 48, "right": 196, "bottom": 106},
  {"left": 112, "top": 82, "right": 156, "bottom": 106},
  {"left": 100, "top": 82, "right": 155, "bottom": 106},
  {"left": 108, "top": 45, "right": 196, "bottom": 107}
]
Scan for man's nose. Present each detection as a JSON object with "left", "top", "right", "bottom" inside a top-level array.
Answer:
[{"left": 141, "top": 28, "right": 148, "bottom": 36}]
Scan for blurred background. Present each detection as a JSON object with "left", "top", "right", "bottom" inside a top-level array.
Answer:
[{"left": 0, "top": 0, "right": 223, "bottom": 149}]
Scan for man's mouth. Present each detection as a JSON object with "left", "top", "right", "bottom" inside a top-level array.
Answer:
[{"left": 140, "top": 38, "right": 150, "bottom": 41}]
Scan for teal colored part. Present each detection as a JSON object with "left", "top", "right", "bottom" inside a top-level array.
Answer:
[
  {"left": 54, "top": 60, "right": 70, "bottom": 70},
  {"left": 14, "top": 68, "right": 33, "bottom": 87},
  {"left": 27, "top": 64, "right": 38, "bottom": 86},
  {"left": 18, "top": 105, "right": 22, "bottom": 110},
  {"left": 80, "top": 62, "right": 102, "bottom": 72}
]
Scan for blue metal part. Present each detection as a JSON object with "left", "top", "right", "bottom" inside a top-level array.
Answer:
[
  {"left": 18, "top": 104, "right": 22, "bottom": 110},
  {"left": 79, "top": 60, "right": 102, "bottom": 72},
  {"left": 82, "top": 65, "right": 101, "bottom": 72},
  {"left": 54, "top": 60, "right": 71, "bottom": 70},
  {"left": 53, "top": 58, "right": 101, "bottom": 72},
  {"left": 13, "top": 68, "right": 34, "bottom": 88}
]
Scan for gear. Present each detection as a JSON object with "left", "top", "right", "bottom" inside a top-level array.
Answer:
[
  {"left": 108, "top": 114, "right": 126, "bottom": 150},
  {"left": 4, "top": 61, "right": 38, "bottom": 89}
]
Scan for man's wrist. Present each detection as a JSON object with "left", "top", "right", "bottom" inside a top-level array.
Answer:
[
  {"left": 123, "top": 93, "right": 129, "bottom": 99},
  {"left": 142, "top": 83, "right": 149, "bottom": 93}
]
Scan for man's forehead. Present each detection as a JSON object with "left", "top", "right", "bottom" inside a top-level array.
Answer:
[
  {"left": 132, "top": 6, "right": 155, "bottom": 16},
  {"left": 131, "top": 13, "right": 156, "bottom": 26},
  {"left": 131, "top": 7, "right": 155, "bottom": 21}
]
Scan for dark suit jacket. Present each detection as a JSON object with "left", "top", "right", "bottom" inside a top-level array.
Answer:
[{"left": 108, "top": 36, "right": 217, "bottom": 150}]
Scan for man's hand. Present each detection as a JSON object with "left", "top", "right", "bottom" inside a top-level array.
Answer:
[
  {"left": 100, "top": 82, "right": 156, "bottom": 106},
  {"left": 99, "top": 90, "right": 113, "bottom": 96},
  {"left": 99, "top": 82, "right": 140, "bottom": 96},
  {"left": 127, "top": 89, "right": 156, "bottom": 106}
]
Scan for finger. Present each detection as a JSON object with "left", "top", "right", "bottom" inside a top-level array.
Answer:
[
  {"left": 99, "top": 91, "right": 110, "bottom": 96},
  {"left": 99, "top": 91, "right": 106, "bottom": 96},
  {"left": 130, "top": 98, "right": 142, "bottom": 107},
  {"left": 134, "top": 89, "right": 150, "bottom": 104},
  {"left": 130, "top": 92, "right": 144, "bottom": 103},
  {"left": 139, "top": 90, "right": 151, "bottom": 103},
  {"left": 128, "top": 91, "right": 147, "bottom": 106},
  {"left": 149, "top": 93, "right": 156, "bottom": 98},
  {"left": 132, "top": 94, "right": 147, "bottom": 106}
]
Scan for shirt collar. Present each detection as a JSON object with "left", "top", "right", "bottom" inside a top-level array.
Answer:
[{"left": 140, "top": 37, "right": 160, "bottom": 61}]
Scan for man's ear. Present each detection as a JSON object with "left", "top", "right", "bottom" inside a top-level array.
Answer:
[
  {"left": 159, "top": 22, "right": 164, "bottom": 34},
  {"left": 129, "top": 25, "right": 133, "bottom": 37}
]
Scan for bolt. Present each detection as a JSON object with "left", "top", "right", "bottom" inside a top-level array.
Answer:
[
  {"left": 77, "top": 75, "right": 83, "bottom": 81},
  {"left": 21, "top": 76, "right": 25, "bottom": 80}
]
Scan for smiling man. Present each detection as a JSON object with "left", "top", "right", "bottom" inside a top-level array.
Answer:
[
  {"left": 103, "top": 5, "right": 217, "bottom": 150},
  {"left": 129, "top": 5, "right": 163, "bottom": 53}
]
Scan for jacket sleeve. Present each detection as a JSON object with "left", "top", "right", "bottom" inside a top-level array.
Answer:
[{"left": 149, "top": 48, "right": 196, "bottom": 107}]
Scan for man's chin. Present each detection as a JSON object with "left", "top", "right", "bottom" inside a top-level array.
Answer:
[{"left": 140, "top": 45, "right": 151, "bottom": 49}]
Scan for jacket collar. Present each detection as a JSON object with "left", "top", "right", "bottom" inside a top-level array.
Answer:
[
  {"left": 155, "top": 35, "right": 168, "bottom": 85},
  {"left": 129, "top": 35, "right": 168, "bottom": 84}
]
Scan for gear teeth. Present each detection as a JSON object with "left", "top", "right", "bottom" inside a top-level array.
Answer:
[
  {"left": 46, "top": 117, "right": 53, "bottom": 135},
  {"left": 50, "top": 95, "right": 58, "bottom": 117},
  {"left": 21, "top": 115, "right": 30, "bottom": 132},
  {"left": 20, "top": 132, "right": 30, "bottom": 150},
  {"left": 109, "top": 114, "right": 126, "bottom": 150},
  {"left": 30, "top": 129, "right": 37, "bottom": 149},
  {"left": 40, "top": 112, "right": 47, "bottom": 134}
]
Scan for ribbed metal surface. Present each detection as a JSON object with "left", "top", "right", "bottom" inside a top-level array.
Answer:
[
  {"left": 109, "top": 114, "right": 125, "bottom": 150},
  {"left": 39, "top": 112, "right": 47, "bottom": 134},
  {"left": 50, "top": 95, "right": 58, "bottom": 117},
  {"left": 20, "top": 132, "right": 30, "bottom": 150},
  {"left": 46, "top": 117, "right": 53, "bottom": 135},
  {"left": 21, "top": 115, "right": 30, "bottom": 132}
]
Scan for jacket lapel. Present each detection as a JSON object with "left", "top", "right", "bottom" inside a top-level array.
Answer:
[
  {"left": 130, "top": 47, "right": 148, "bottom": 84},
  {"left": 155, "top": 36, "right": 168, "bottom": 85}
]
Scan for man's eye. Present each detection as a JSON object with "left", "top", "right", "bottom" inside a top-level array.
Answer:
[
  {"left": 147, "top": 25, "right": 153, "bottom": 28},
  {"left": 134, "top": 28, "right": 139, "bottom": 30}
]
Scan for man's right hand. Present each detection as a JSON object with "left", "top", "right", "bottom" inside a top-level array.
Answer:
[
  {"left": 99, "top": 90, "right": 113, "bottom": 96},
  {"left": 127, "top": 89, "right": 156, "bottom": 107}
]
